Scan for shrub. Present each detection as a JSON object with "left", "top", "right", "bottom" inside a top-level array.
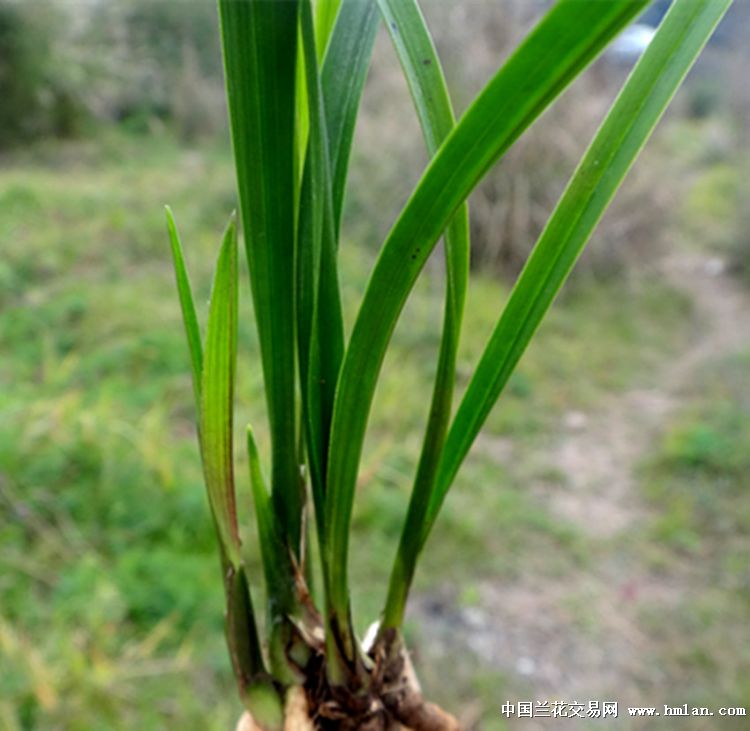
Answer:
[
  {"left": 84, "top": 0, "right": 225, "bottom": 140},
  {"left": 0, "top": 0, "right": 84, "bottom": 148}
]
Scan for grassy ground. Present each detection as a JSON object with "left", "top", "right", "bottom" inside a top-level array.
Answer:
[
  {"left": 638, "top": 350, "right": 750, "bottom": 715},
  {"left": 0, "top": 129, "right": 747, "bottom": 730}
]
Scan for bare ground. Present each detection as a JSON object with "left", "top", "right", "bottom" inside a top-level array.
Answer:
[{"left": 409, "top": 249, "right": 750, "bottom": 729}]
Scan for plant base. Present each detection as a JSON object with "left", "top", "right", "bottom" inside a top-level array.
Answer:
[{"left": 236, "top": 631, "right": 461, "bottom": 731}]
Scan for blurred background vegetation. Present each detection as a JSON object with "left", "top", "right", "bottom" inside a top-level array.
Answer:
[{"left": 0, "top": 1, "right": 748, "bottom": 729}]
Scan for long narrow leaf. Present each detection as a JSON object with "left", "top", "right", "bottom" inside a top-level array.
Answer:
[
  {"left": 299, "top": 0, "right": 380, "bottom": 680},
  {"left": 165, "top": 206, "right": 202, "bottom": 406},
  {"left": 166, "top": 206, "right": 267, "bottom": 692},
  {"left": 423, "top": 0, "right": 733, "bottom": 544},
  {"left": 200, "top": 216, "right": 267, "bottom": 691},
  {"left": 199, "top": 216, "right": 241, "bottom": 566},
  {"left": 218, "top": 0, "right": 303, "bottom": 556},
  {"left": 297, "top": 0, "right": 344, "bottom": 530},
  {"left": 321, "top": 0, "right": 379, "bottom": 233},
  {"left": 377, "top": 0, "right": 458, "bottom": 153},
  {"left": 324, "top": 0, "right": 649, "bottom": 628},
  {"left": 376, "top": 0, "right": 469, "bottom": 630}
]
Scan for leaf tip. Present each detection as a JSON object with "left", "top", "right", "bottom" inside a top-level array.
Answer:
[
  {"left": 225, "top": 210, "right": 238, "bottom": 238},
  {"left": 246, "top": 424, "right": 259, "bottom": 459},
  {"left": 164, "top": 204, "right": 177, "bottom": 230}
]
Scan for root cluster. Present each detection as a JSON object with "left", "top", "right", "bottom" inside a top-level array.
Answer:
[{"left": 237, "top": 628, "right": 460, "bottom": 731}]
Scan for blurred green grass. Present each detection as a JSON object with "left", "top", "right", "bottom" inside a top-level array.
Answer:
[
  {"left": 637, "top": 349, "right": 750, "bottom": 721},
  {"left": 0, "top": 130, "right": 740, "bottom": 729}
]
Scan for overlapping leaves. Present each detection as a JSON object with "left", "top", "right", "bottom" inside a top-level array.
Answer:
[{"left": 166, "top": 0, "right": 732, "bottom": 703}]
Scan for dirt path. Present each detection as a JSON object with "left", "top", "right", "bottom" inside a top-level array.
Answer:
[
  {"left": 412, "top": 251, "right": 750, "bottom": 727},
  {"left": 544, "top": 251, "right": 750, "bottom": 540}
]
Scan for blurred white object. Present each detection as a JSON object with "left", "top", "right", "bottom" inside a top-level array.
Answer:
[
  {"left": 517, "top": 656, "right": 536, "bottom": 677},
  {"left": 704, "top": 257, "right": 726, "bottom": 276},
  {"left": 607, "top": 24, "right": 657, "bottom": 62}
]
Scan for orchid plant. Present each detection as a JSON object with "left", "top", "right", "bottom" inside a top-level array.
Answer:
[{"left": 166, "top": 0, "right": 731, "bottom": 728}]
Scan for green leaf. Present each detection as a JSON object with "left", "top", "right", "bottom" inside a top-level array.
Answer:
[
  {"left": 297, "top": 0, "right": 344, "bottom": 530},
  {"left": 294, "top": 0, "right": 380, "bottom": 679},
  {"left": 424, "top": 0, "right": 734, "bottom": 544},
  {"left": 199, "top": 215, "right": 241, "bottom": 566},
  {"left": 324, "top": 0, "right": 649, "bottom": 629},
  {"left": 375, "top": 0, "right": 469, "bottom": 630},
  {"left": 298, "top": 0, "right": 380, "bottom": 508},
  {"left": 296, "top": 3, "right": 379, "bottom": 517},
  {"left": 246, "top": 424, "right": 310, "bottom": 685},
  {"left": 219, "top": 0, "right": 303, "bottom": 556},
  {"left": 246, "top": 425, "right": 296, "bottom": 612},
  {"left": 225, "top": 563, "right": 268, "bottom": 699},
  {"left": 314, "top": 0, "right": 343, "bottom": 61},
  {"left": 199, "top": 216, "right": 268, "bottom": 691},
  {"left": 167, "top": 203, "right": 266, "bottom": 694},
  {"left": 165, "top": 206, "right": 202, "bottom": 407},
  {"left": 321, "top": 0, "right": 379, "bottom": 233},
  {"left": 377, "top": 0, "right": 458, "bottom": 154},
  {"left": 295, "top": 30, "right": 310, "bottom": 207}
]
